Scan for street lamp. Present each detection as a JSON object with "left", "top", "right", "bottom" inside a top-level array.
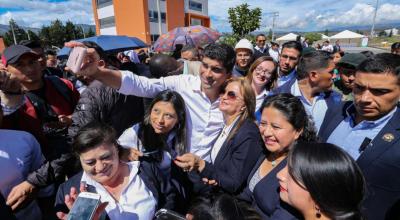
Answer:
[{"left": 370, "top": 0, "right": 379, "bottom": 38}]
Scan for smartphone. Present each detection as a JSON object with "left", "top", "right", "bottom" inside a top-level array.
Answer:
[
  {"left": 66, "top": 47, "right": 87, "bottom": 74},
  {"left": 67, "top": 192, "right": 101, "bottom": 220},
  {"left": 155, "top": 208, "right": 186, "bottom": 220}
]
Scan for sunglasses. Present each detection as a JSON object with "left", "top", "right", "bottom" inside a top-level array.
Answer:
[{"left": 221, "top": 90, "right": 242, "bottom": 100}]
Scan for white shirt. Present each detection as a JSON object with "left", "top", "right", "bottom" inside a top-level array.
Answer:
[
  {"left": 0, "top": 130, "right": 46, "bottom": 220},
  {"left": 268, "top": 48, "right": 279, "bottom": 63},
  {"left": 81, "top": 161, "right": 157, "bottom": 220},
  {"left": 118, "top": 124, "right": 174, "bottom": 174},
  {"left": 321, "top": 45, "right": 334, "bottom": 53},
  {"left": 119, "top": 71, "right": 224, "bottom": 162},
  {"left": 255, "top": 90, "right": 269, "bottom": 112},
  {"left": 210, "top": 116, "right": 240, "bottom": 163}
]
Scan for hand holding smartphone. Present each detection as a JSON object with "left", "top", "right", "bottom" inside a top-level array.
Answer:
[
  {"left": 67, "top": 192, "right": 100, "bottom": 220},
  {"left": 66, "top": 47, "right": 87, "bottom": 74}
]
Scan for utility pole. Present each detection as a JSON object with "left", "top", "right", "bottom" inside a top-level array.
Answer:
[
  {"left": 271, "top": 12, "right": 279, "bottom": 41},
  {"left": 27, "top": 30, "right": 31, "bottom": 40},
  {"left": 10, "top": 20, "right": 17, "bottom": 45},
  {"left": 370, "top": 0, "right": 379, "bottom": 38},
  {"left": 81, "top": 26, "right": 86, "bottom": 38},
  {"left": 156, "top": 0, "right": 162, "bottom": 36}
]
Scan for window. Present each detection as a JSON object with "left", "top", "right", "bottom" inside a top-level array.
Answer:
[
  {"left": 99, "top": 16, "right": 115, "bottom": 29},
  {"left": 149, "top": 11, "right": 158, "bottom": 22},
  {"left": 149, "top": 11, "right": 166, "bottom": 23},
  {"left": 189, "top": 0, "right": 202, "bottom": 12},
  {"left": 151, "top": 34, "right": 160, "bottom": 42},
  {"left": 161, "top": 12, "right": 166, "bottom": 23},
  {"left": 97, "top": 0, "right": 113, "bottom": 8},
  {"left": 191, "top": 18, "right": 202, "bottom": 25}
]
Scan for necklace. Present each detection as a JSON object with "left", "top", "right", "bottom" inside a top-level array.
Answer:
[{"left": 268, "top": 152, "right": 287, "bottom": 167}]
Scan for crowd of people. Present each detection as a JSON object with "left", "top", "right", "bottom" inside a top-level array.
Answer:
[{"left": 0, "top": 34, "right": 400, "bottom": 220}]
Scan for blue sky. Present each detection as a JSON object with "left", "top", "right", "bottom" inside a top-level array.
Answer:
[{"left": 0, "top": 0, "right": 399, "bottom": 32}]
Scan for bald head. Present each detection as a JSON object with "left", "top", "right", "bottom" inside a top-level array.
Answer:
[{"left": 149, "top": 54, "right": 180, "bottom": 78}]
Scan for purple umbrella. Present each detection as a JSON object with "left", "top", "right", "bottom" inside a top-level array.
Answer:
[{"left": 152, "top": 25, "right": 221, "bottom": 52}]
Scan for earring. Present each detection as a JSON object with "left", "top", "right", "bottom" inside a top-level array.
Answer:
[{"left": 315, "top": 206, "right": 321, "bottom": 218}]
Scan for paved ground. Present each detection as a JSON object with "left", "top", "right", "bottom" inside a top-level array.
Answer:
[{"left": 342, "top": 46, "right": 390, "bottom": 54}]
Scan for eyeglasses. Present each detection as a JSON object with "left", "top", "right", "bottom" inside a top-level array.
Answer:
[
  {"left": 254, "top": 67, "right": 273, "bottom": 77},
  {"left": 221, "top": 90, "right": 242, "bottom": 101}
]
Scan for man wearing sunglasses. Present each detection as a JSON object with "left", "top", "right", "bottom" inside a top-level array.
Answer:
[
  {"left": 333, "top": 53, "right": 367, "bottom": 101},
  {"left": 64, "top": 42, "right": 235, "bottom": 163},
  {"left": 277, "top": 41, "right": 303, "bottom": 87}
]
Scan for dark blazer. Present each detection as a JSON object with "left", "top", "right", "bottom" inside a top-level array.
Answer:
[
  {"left": 54, "top": 161, "right": 176, "bottom": 218},
  {"left": 238, "top": 155, "right": 301, "bottom": 220},
  {"left": 319, "top": 102, "right": 400, "bottom": 220},
  {"left": 199, "top": 119, "right": 264, "bottom": 195},
  {"left": 0, "top": 193, "right": 16, "bottom": 220}
]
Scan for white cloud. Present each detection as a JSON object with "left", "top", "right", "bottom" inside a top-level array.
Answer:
[
  {"left": 316, "top": 3, "right": 400, "bottom": 27},
  {"left": 0, "top": 0, "right": 94, "bottom": 28}
]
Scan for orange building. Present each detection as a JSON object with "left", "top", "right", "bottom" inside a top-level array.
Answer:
[{"left": 92, "top": 0, "right": 210, "bottom": 44}]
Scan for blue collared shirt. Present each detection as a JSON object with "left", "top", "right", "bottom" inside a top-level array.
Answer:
[
  {"left": 327, "top": 105, "right": 397, "bottom": 159},
  {"left": 291, "top": 80, "right": 328, "bottom": 132},
  {"left": 277, "top": 69, "right": 296, "bottom": 87}
]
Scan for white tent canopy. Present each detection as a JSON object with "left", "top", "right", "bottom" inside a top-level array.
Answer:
[
  {"left": 330, "top": 30, "right": 365, "bottom": 39},
  {"left": 321, "top": 34, "right": 330, "bottom": 39},
  {"left": 276, "top": 33, "right": 299, "bottom": 41}
]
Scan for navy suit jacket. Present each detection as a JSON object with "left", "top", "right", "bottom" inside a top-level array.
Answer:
[
  {"left": 199, "top": 119, "right": 264, "bottom": 195},
  {"left": 238, "top": 155, "right": 301, "bottom": 220},
  {"left": 319, "top": 102, "right": 400, "bottom": 220},
  {"left": 54, "top": 161, "right": 176, "bottom": 218}
]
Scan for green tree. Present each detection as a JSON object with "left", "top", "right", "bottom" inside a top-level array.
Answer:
[
  {"left": 86, "top": 28, "right": 95, "bottom": 37},
  {"left": 304, "top": 32, "right": 322, "bottom": 44},
  {"left": 27, "top": 30, "right": 40, "bottom": 41},
  {"left": 48, "top": 19, "right": 66, "bottom": 48},
  {"left": 228, "top": 3, "right": 262, "bottom": 38},
  {"left": 65, "top": 21, "right": 77, "bottom": 41},
  {"left": 324, "top": 29, "right": 329, "bottom": 36},
  {"left": 39, "top": 25, "right": 51, "bottom": 48},
  {"left": 378, "top": 30, "right": 386, "bottom": 37},
  {"left": 3, "top": 19, "right": 27, "bottom": 46},
  {"left": 388, "top": 29, "right": 393, "bottom": 37}
]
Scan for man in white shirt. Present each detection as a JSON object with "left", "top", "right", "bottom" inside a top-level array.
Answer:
[
  {"left": 268, "top": 42, "right": 280, "bottom": 63},
  {"left": 321, "top": 40, "right": 334, "bottom": 53},
  {"left": 65, "top": 42, "right": 235, "bottom": 162}
]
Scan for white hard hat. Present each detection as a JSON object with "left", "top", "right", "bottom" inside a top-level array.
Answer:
[{"left": 234, "top": 39, "right": 254, "bottom": 54}]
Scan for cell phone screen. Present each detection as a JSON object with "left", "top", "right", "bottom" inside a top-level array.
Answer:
[{"left": 67, "top": 196, "right": 99, "bottom": 220}]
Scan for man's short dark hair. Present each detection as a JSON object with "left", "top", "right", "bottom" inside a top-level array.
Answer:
[
  {"left": 391, "top": 42, "right": 400, "bottom": 50},
  {"left": 181, "top": 45, "right": 199, "bottom": 58},
  {"left": 357, "top": 53, "right": 400, "bottom": 84},
  {"left": 81, "top": 41, "right": 107, "bottom": 60},
  {"left": 256, "top": 34, "right": 266, "bottom": 39},
  {"left": 297, "top": 50, "right": 332, "bottom": 80},
  {"left": 19, "top": 40, "right": 42, "bottom": 49},
  {"left": 282, "top": 41, "right": 303, "bottom": 55},
  {"left": 203, "top": 43, "right": 235, "bottom": 73},
  {"left": 45, "top": 50, "right": 57, "bottom": 57}
]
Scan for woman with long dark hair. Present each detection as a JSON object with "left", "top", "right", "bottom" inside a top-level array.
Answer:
[
  {"left": 238, "top": 93, "right": 317, "bottom": 219},
  {"left": 277, "top": 142, "right": 365, "bottom": 220},
  {"left": 118, "top": 90, "right": 186, "bottom": 178}
]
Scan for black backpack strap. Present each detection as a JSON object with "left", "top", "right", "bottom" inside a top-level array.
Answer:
[
  {"left": 46, "top": 76, "right": 73, "bottom": 104},
  {"left": 25, "top": 92, "right": 58, "bottom": 121}
]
